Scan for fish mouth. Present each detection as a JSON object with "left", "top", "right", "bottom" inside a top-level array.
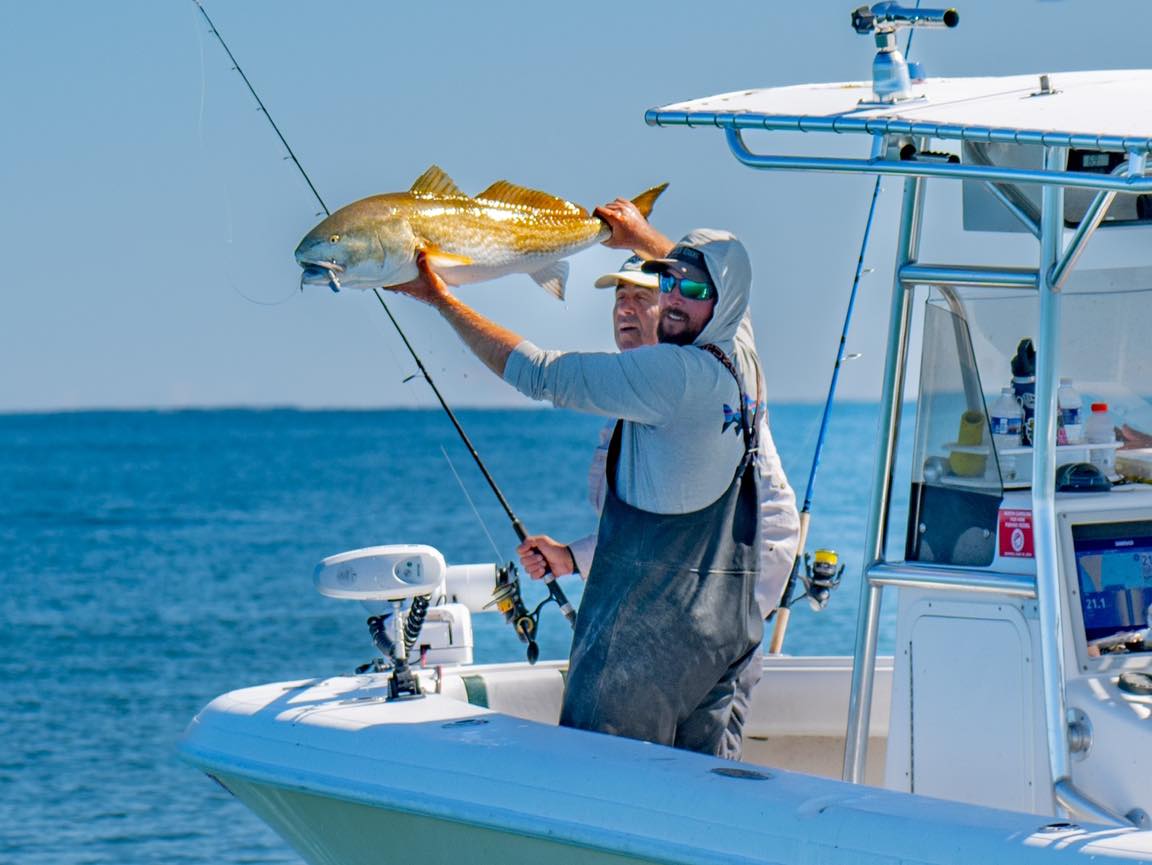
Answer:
[{"left": 298, "top": 259, "right": 345, "bottom": 293}]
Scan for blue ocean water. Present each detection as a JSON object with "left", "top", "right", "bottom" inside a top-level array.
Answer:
[{"left": 0, "top": 406, "right": 907, "bottom": 864}]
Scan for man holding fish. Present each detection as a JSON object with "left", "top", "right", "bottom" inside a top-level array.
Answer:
[
  {"left": 297, "top": 168, "right": 782, "bottom": 758},
  {"left": 519, "top": 245, "right": 799, "bottom": 626}
]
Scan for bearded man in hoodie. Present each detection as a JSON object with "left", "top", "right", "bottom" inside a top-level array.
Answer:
[{"left": 386, "top": 209, "right": 770, "bottom": 760}]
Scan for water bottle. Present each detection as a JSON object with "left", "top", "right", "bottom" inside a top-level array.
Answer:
[
  {"left": 1011, "top": 338, "right": 1036, "bottom": 446},
  {"left": 1085, "top": 402, "right": 1116, "bottom": 474},
  {"left": 1057, "top": 377, "right": 1083, "bottom": 445},
  {"left": 990, "top": 387, "right": 1023, "bottom": 481}
]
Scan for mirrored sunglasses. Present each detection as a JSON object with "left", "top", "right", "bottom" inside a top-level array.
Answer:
[{"left": 658, "top": 272, "right": 715, "bottom": 301}]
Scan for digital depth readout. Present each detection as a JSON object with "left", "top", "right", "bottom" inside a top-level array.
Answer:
[{"left": 1073, "top": 522, "right": 1152, "bottom": 642}]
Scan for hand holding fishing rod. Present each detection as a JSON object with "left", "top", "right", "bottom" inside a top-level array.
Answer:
[{"left": 385, "top": 254, "right": 578, "bottom": 627}]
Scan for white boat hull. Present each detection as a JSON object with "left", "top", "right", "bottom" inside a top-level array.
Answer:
[{"left": 181, "top": 662, "right": 1152, "bottom": 865}]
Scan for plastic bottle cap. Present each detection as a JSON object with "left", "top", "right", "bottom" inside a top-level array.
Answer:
[
  {"left": 1060, "top": 377, "right": 1072, "bottom": 385},
  {"left": 1091, "top": 402, "right": 1108, "bottom": 412},
  {"left": 814, "top": 549, "right": 838, "bottom": 564}
]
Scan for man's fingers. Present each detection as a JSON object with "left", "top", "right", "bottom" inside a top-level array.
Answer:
[{"left": 516, "top": 539, "right": 548, "bottom": 579}]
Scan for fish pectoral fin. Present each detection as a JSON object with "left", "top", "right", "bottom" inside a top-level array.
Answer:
[
  {"left": 476, "top": 180, "right": 587, "bottom": 217},
  {"left": 629, "top": 182, "right": 669, "bottom": 218},
  {"left": 410, "top": 165, "right": 468, "bottom": 198},
  {"left": 529, "top": 260, "right": 569, "bottom": 301},
  {"left": 420, "top": 245, "right": 474, "bottom": 268}
]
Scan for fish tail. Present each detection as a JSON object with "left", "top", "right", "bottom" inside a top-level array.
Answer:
[{"left": 629, "top": 182, "right": 669, "bottom": 219}]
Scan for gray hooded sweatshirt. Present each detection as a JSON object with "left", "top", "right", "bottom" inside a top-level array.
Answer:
[{"left": 504, "top": 229, "right": 755, "bottom": 515}]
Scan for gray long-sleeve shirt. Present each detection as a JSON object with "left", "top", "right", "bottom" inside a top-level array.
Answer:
[{"left": 504, "top": 340, "right": 748, "bottom": 515}]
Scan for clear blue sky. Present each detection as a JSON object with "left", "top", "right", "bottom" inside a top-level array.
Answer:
[{"left": 3, "top": 0, "right": 1146, "bottom": 412}]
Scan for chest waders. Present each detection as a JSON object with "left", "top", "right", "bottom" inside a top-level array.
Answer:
[{"left": 560, "top": 345, "right": 764, "bottom": 759}]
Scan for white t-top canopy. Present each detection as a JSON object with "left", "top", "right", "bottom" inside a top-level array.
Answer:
[{"left": 647, "top": 71, "right": 1152, "bottom": 153}]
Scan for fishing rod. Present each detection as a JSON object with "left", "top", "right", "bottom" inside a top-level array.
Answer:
[
  {"left": 192, "top": 1, "right": 576, "bottom": 660},
  {"left": 768, "top": 4, "right": 924, "bottom": 653},
  {"left": 765, "top": 179, "right": 877, "bottom": 653}
]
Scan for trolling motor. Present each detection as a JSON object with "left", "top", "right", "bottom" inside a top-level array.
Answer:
[
  {"left": 313, "top": 544, "right": 555, "bottom": 698},
  {"left": 315, "top": 545, "right": 450, "bottom": 699},
  {"left": 852, "top": 2, "right": 959, "bottom": 103}
]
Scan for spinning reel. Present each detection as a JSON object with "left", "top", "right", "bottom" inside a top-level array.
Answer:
[
  {"left": 798, "top": 549, "right": 845, "bottom": 611},
  {"left": 485, "top": 562, "right": 557, "bottom": 665}
]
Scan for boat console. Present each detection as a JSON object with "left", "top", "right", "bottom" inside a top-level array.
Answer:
[
  {"left": 645, "top": 6, "right": 1152, "bottom": 820},
  {"left": 874, "top": 146, "right": 1152, "bottom": 822}
]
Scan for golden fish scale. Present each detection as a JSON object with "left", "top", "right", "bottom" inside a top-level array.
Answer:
[{"left": 403, "top": 195, "right": 605, "bottom": 265}]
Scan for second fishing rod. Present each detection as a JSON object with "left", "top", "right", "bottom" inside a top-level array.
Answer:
[
  {"left": 193, "top": 1, "right": 576, "bottom": 662},
  {"left": 768, "top": 3, "right": 927, "bottom": 653}
]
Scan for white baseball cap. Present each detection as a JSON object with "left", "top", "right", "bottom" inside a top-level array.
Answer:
[{"left": 593, "top": 254, "right": 659, "bottom": 290}]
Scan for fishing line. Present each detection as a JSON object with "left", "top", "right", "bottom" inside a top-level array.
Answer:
[
  {"left": 190, "top": 1, "right": 208, "bottom": 150},
  {"left": 225, "top": 275, "right": 298, "bottom": 307},
  {"left": 191, "top": 5, "right": 297, "bottom": 307},
  {"left": 193, "top": 1, "right": 577, "bottom": 631},
  {"left": 191, "top": 2, "right": 329, "bottom": 215},
  {"left": 768, "top": 6, "right": 920, "bottom": 652},
  {"left": 440, "top": 445, "right": 504, "bottom": 562},
  {"left": 188, "top": 4, "right": 232, "bottom": 246}
]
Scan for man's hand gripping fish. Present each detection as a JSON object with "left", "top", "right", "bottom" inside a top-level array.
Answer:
[{"left": 295, "top": 166, "right": 667, "bottom": 298}]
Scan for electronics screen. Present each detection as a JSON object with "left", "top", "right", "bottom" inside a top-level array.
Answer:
[{"left": 1072, "top": 520, "right": 1152, "bottom": 647}]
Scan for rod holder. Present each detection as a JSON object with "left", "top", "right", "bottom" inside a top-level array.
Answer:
[{"left": 852, "top": 3, "right": 959, "bottom": 103}]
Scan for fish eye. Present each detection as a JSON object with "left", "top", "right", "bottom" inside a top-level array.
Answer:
[{"left": 329, "top": 234, "right": 341, "bottom": 243}]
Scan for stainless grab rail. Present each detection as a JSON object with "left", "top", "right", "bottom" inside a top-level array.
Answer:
[
  {"left": 722, "top": 128, "right": 1152, "bottom": 194},
  {"left": 866, "top": 562, "right": 1036, "bottom": 598},
  {"left": 899, "top": 263, "right": 1038, "bottom": 289},
  {"left": 645, "top": 108, "right": 1152, "bottom": 159}
]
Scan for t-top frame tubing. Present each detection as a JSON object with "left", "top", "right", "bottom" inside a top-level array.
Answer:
[
  {"left": 720, "top": 127, "right": 1152, "bottom": 194},
  {"left": 843, "top": 172, "right": 924, "bottom": 784}
]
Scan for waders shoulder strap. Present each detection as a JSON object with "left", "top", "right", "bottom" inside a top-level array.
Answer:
[{"left": 699, "top": 344, "right": 758, "bottom": 461}]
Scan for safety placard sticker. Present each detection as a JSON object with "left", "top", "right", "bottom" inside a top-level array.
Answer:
[{"left": 998, "top": 509, "right": 1034, "bottom": 558}]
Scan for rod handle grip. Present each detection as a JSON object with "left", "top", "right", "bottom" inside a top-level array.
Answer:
[{"left": 767, "top": 607, "right": 790, "bottom": 654}]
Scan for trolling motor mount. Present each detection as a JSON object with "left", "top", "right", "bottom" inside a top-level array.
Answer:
[
  {"left": 365, "top": 611, "right": 425, "bottom": 700},
  {"left": 852, "top": 2, "right": 959, "bottom": 104}
]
